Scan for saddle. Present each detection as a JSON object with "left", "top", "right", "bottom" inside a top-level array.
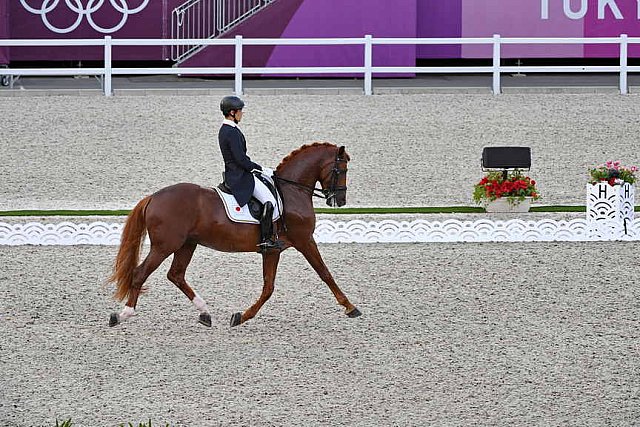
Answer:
[{"left": 215, "top": 173, "right": 282, "bottom": 224}]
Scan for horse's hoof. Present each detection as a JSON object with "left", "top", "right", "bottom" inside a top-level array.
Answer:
[
  {"left": 347, "top": 307, "right": 362, "bottom": 318},
  {"left": 109, "top": 313, "right": 120, "bottom": 327},
  {"left": 198, "top": 313, "right": 212, "bottom": 328},
  {"left": 230, "top": 312, "right": 242, "bottom": 327}
]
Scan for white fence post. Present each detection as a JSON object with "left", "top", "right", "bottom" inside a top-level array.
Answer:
[
  {"left": 234, "top": 35, "right": 243, "bottom": 95},
  {"left": 492, "top": 34, "right": 501, "bottom": 95},
  {"left": 620, "top": 34, "right": 628, "bottom": 95},
  {"left": 104, "top": 36, "right": 112, "bottom": 97},
  {"left": 364, "top": 34, "right": 373, "bottom": 95}
]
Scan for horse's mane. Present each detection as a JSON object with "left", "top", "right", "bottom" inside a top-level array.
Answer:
[{"left": 276, "top": 142, "right": 343, "bottom": 172}]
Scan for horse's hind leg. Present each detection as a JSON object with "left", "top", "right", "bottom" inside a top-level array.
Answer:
[
  {"left": 230, "top": 251, "right": 280, "bottom": 327},
  {"left": 110, "top": 247, "right": 170, "bottom": 326},
  {"left": 166, "top": 242, "right": 212, "bottom": 327},
  {"left": 296, "top": 239, "right": 361, "bottom": 318}
]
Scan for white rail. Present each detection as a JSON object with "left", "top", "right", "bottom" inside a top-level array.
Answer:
[{"left": 0, "top": 35, "right": 638, "bottom": 96}]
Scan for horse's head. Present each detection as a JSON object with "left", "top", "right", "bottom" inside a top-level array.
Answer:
[
  {"left": 276, "top": 143, "right": 350, "bottom": 207},
  {"left": 319, "top": 146, "right": 349, "bottom": 207}
]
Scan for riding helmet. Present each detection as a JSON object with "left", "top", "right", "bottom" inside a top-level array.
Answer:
[{"left": 220, "top": 95, "right": 245, "bottom": 116}]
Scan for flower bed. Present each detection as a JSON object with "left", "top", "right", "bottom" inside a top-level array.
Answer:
[
  {"left": 473, "top": 170, "right": 540, "bottom": 210},
  {"left": 589, "top": 160, "right": 637, "bottom": 186}
]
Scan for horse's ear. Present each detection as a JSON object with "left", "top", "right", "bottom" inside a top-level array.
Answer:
[{"left": 338, "top": 146, "right": 346, "bottom": 155}]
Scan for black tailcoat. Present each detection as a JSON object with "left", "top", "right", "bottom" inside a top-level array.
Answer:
[{"left": 218, "top": 123, "right": 262, "bottom": 206}]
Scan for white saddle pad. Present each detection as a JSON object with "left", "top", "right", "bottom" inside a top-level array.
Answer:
[{"left": 215, "top": 187, "right": 281, "bottom": 224}]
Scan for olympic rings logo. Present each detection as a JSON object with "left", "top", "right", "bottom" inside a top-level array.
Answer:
[{"left": 20, "top": 0, "right": 150, "bottom": 34}]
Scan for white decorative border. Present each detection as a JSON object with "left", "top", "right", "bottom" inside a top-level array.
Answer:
[
  {"left": 0, "top": 222, "right": 123, "bottom": 246},
  {"left": 1, "top": 218, "right": 639, "bottom": 246}
]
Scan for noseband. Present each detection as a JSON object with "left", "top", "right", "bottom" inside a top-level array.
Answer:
[
  {"left": 321, "top": 153, "right": 348, "bottom": 203},
  {"left": 274, "top": 150, "right": 348, "bottom": 201}
]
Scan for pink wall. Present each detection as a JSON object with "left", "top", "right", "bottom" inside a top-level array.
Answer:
[
  {"left": 0, "top": 0, "right": 7, "bottom": 64},
  {"left": 584, "top": 0, "right": 640, "bottom": 57},
  {"left": 267, "top": 0, "right": 416, "bottom": 71}
]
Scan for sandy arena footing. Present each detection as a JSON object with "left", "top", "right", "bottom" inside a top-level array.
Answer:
[{"left": 0, "top": 242, "right": 638, "bottom": 426}]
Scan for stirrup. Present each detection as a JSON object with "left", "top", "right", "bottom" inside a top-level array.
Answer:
[{"left": 257, "top": 238, "right": 284, "bottom": 252}]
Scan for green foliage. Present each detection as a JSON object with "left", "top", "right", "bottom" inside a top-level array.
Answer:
[{"left": 55, "top": 419, "right": 73, "bottom": 427}]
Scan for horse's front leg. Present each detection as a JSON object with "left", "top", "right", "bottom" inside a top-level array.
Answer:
[
  {"left": 296, "top": 238, "right": 361, "bottom": 318},
  {"left": 230, "top": 250, "right": 281, "bottom": 327}
]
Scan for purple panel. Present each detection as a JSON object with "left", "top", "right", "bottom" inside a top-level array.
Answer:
[
  {"left": 181, "top": 0, "right": 304, "bottom": 68},
  {"left": 267, "top": 0, "right": 416, "bottom": 76},
  {"left": 584, "top": 1, "right": 640, "bottom": 57},
  {"left": 417, "top": 0, "right": 461, "bottom": 59},
  {"left": 461, "top": 0, "right": 583, "bottom": 58},
  {"left": 10, "top": 0, "right": 179, "bottom": 61},
  {"left": 0, "top": 0, "right": 8, "bottom": 64}
]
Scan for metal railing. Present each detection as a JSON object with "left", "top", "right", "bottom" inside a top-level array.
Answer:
[
  {"left": 171, "top": 0, "right": 275, "bottom": 63},
  {"left": 0, "top": 34, "right": 638, "bottom": 96},
  {"left": 217, "top": 0, "right": 274, "bottom": 34}
]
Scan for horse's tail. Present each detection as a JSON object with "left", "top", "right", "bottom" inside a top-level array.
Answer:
[{"left": 108, "top": 196, "right": 152, "bottom": 302}]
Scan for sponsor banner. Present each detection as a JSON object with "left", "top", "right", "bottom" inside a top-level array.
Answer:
[
  {"left": 467, "top": 0, "right": 640, "bottom": 58},
  {"left": 417, "top": 0, "right": 640, "bottom": 58},
  {"left": 9, "top": 0, "right": 416, "bottom": 70},
  {"left": 584, "top": 0, "right": 640, "bottom": 57},
  {"left": 8, "top": 1, "right": 638, "bottom": 65},
  {"left": 461, "top": 0, "right": 583, "bottom": 58},
  {"left": 10, "top": 0, "right": 183, "bottom": 61}
]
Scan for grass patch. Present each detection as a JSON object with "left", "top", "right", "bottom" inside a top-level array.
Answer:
[
  {"left": 315, "top": 206, "right": 485, "bottom": 214},
  {"left": 1, "top": 205, "right": 637, "bottom": 217},
  {"left": 529, "top": 205, "right": 586, "bottom": 212},
  {"left": 0, "top": 209, "right": 130, "bottom": 217}
]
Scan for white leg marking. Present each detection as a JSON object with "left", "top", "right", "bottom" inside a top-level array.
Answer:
[
  {"left": 192, "top": 294, "right": 210, "bottom": 313},
  {"left": 119, "top": 305, "right": 136, "bottom": 321}
]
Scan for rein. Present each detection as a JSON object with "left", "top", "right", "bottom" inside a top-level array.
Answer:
[
  {"left": 274, "top": 152, "right": 348, "bottom": 200},
  {"left": 273, "top": 175, "right": 334, "bottom": 199}
]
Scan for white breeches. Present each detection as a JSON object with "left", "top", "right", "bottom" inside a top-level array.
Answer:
[{"left": 253, "top": 176, "right": 280, "bottom": 217}]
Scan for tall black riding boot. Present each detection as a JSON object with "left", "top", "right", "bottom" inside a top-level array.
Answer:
[{"left": 257, "top": 202, "right": 283, "bottom": 252}]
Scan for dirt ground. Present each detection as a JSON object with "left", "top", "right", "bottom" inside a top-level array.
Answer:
[
  {"left": 2, "top": 93, "right": 640, "bottom": 210},
  {"left": 0, "top": 242, "right": 638, "bottom": 426},
  {"left": 2, "top": 92, "right": 639, "bottom": 426}
]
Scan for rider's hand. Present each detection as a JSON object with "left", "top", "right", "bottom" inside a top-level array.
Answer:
[{"left": 262, "top": 167, "right": 274, "bottom": 177}]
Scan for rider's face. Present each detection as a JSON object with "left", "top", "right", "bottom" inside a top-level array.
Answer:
[{"left": 233, "top": 109, "right": 243, "bottom": 123}]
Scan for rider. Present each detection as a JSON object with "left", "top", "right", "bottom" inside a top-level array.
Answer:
[{"left": 218, "top": 95, "right": 283, "bottom": 252}]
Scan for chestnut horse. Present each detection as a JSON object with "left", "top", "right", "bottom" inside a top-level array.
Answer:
[{"left": 108, "top": 143, "right": 360, "bottom": 327}]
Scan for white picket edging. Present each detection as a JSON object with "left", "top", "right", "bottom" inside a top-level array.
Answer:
[{"left": 1, "top": 218, "right": 638, "bottom": 246}]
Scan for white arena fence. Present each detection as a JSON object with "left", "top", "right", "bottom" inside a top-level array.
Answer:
[
  {"left": 1, "top": 218, "right": 639, "bottom": 246},
  {"left": 0, "top": 35, "right": 639, "bottom": 96}
]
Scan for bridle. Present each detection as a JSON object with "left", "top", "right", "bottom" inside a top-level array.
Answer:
[{"left": 274, "top": 150, "right": 348, "bottom": 203}]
